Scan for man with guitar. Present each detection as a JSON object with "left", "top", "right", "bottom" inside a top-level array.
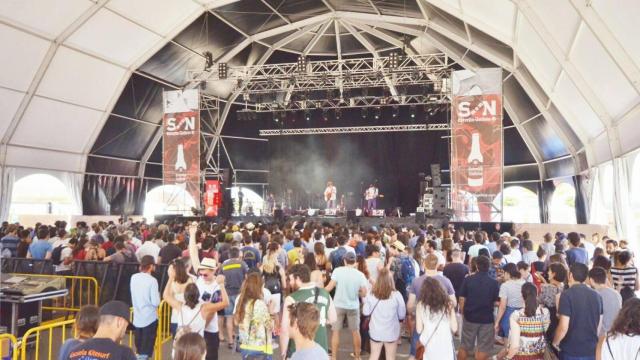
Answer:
[{"left": 324, "top": 181, "right": 337, "bottom": 210}]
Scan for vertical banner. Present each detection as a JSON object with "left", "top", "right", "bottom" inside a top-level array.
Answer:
[
  {"left": 203, "top": 180, "right": 221, "bottom": 217},
  {"left": 163, "top": 89, "right": 201, "bottom": 210},
  {"left": 450, "top": 68, "right": 503, "bottom": 221}
]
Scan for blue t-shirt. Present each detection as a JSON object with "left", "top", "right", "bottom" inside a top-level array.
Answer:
[
  {"left": 28, "top": 240, "right": 52, "bottom": 259},
  {"left": 290, "top": 343, "right": 328, "bottom": 360},
  {"left": 241, "top": 246, "right": 261, "bottom": 268},
  {"left": 458, "top": 272, "right": 500, "bottom": 324},
  {"left": 565, "top": 247, "right": 589, "bottom": 266},
  {"left": 558, "top": 284, "right": 603, "bottom": 357},
  {"left": 331, "top": 266, "right": 367, "bottom": 310}
]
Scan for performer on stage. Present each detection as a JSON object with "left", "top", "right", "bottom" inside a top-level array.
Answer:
[
  {"left": 266, "top": 193, "right": 276, "bottom": 215},
  {"left": 365, "top": 183, "right": 379, "bottom": 211},
  {"left": 324, "top": 181, "right": 337, "bottom": 209}
]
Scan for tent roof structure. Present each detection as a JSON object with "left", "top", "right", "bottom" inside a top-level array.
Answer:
[{"left": 1, "top": 0, "right": 638, "bottom": 181}]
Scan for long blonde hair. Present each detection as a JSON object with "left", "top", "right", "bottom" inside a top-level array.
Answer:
[
  {"left": 234, "top": 273, "right": 263, "bottom": 323},
  {"left": 262, "top": 242, "right": 279, "bottom": 274}
]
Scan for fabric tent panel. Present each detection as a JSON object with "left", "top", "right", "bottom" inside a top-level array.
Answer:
[
  {"left": 591, "top": 0, "right": 640, "bottom": 69},
  {"left": 11, "top": 96, "right": 103, "bottom": 153},
  {"left": 262, "top": 0, "right": 329, "bottom": 23},
  {"left": 5, "top": 145, "right": 85, "bottom": 172},
  {"left": 0, "top": 23, "right": 50, "bottom": 92},
  {"left": 569, "top": 23, "right": 638, "bottom": 119},
  {"left": 327, "top": 0, "right": 378, "bottom": 14},
  {"left": 375, "top": 1, "right": 423, "bottom": 18},
  {"left": 66, "top": 8, "right": 161, "bottom": 67},
  {"left": 545, "top": 103, "right": 583, "bottom": 153},
  {"left": 544, "top": 157, "right": 576, "bottom": 179},
  {"left": 522, "top": 116, "right": 570, "bottom": 160},
  {"left": 528, "top": 0, "right": 581, "bottom": 52},
  {"left": 592, "top": 132, "right": 613, "bottom": 165},
  {"left": 90, "top": 115, "right": 158, "bottom": 160},
  {"left": 503, "top": 127, "right": 536, "bottom": 166},
  {"left": 0, "top": 0, "right": 92, "bottom": 40},
  {"left": 86, "top": 156, "right": 137, "bottom": 177},
  {"left": 552, "top": 72, "right": 604, "bottom": 139},
  {"left": 106, "top": 0, "right": 202, "bottom": 36},
  {"left": 425, "top": 0, "right": 460, "bottom": 12},
  {"left": 111, "top": 73, "right": 166, "bottom": 125},
  {"left": 138, "top": 42, "right": 200, "bottom": 87},
  {"left": 460, "top": 0, "right": 516, "bottom": 43},
  {"left": 504, "top": 164, "right": 539, "bottom": 183},
  {"left": 515, "top": 14, "right": 561, "bottom": 92},
  {"left": 172, "top": 12, "right": 243, "bottom": 54},
  {"left": 0, "top": 88, "right": 24, "bottom": 139},
  {"left": 617, "top": 111, "right": 640, "bottom": 156},
  {"left": 214, "top": 0, "right": 287, "bottom": 36},
  {"left": 36, "top": 46, "right": 127, "bottom": 111}
]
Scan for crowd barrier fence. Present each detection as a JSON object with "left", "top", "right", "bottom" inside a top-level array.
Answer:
[{"left": 0, "top": 333, "right": 18, "bottom": 360}]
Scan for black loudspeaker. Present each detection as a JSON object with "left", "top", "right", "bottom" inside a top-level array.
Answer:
[
  {"left": 347, "top": 210, "right": 357, "bottom": 222},
  {"left": 432, "top": 187, "right": 449, "bottom": 216},
  {"left": 430, "top": 164, "right": 441, "bottom": 187},
  {"left": 274, "top": 209, "right": 284, "bottom": 223},
  {"left": 415, "top": 211, "right": 426, "bottom": 223},
  {"left": 221, "top": 168, "right": 231, "bottom": 187}
]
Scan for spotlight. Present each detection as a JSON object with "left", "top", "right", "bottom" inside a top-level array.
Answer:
[
  {"left": 410, "top": 104, "right": 417, "bottom": 120},
  {"left": 199, "top": 81, "right": 207, "bottom": 90},
  {"left": 361, "top": 107, "right": 368, "bottom": 119},
  {"left": 374, "top": 107, "right": 381, "bottom": 120},
  {"left": 203, "top": 51, "right": 214, "bottom": 70},
  {"left": 322, "top": 109, "right": 329, "bottom": 122},
  {"left": 304, "top": 109, "right": 311, "bottom": 121},
  {"left": 344, "top": 71, "right": 352, "bottom": 83},
  {"left": 335, "top": 108, "right": 342, "bottom": 120},
  {"left": 288, "top": 77, "right": 296, "bottom": 86},
  {"left": 242, "top": 91, "right": 250, "bottom": 102},
  {"left": 273, "top": 111, "right": 280, "bottom": 123},
  {"left": 236, "top": 78, "right": 244, "bottom": 90},
  {"left": 392, "top": 105, "right": 399, "bottom": 118},
  {"left": 297, "top": 56, "right": 307, "bottom": 73},
  {"left": 267, "top": 77, "right": 276, "bottom": 87},
  {"left": 389, "top": 52, "right": 399, "bottom": 69},
  {"left": 218, "top": 62, "right": 227, "bottom": 79}
]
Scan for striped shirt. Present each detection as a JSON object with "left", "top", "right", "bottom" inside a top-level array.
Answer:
[{"left": 610, "top": 267, "right": 637, "bottom": 291}]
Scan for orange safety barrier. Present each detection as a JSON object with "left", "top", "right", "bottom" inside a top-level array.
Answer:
[
  {"left": 0, "top": 333, "right": 18, "bottom": 360},
  {"left": 14, "top": 274, "right": 99, "bottom": 317}
]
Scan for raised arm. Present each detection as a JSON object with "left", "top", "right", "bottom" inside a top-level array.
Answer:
[
  {"left": 187, "top": 222, "right": 201, "bottom": 272},
  {"left": 162, "top": 278, "right": 182, "bottom": 310}
]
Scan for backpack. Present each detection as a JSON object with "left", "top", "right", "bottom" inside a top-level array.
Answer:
[
  {"left": 396, "top": 255, "right": 416, "bottom": 292},
  {"left": 51, "top": 244, "right": 67, "bottom": 265},
  {"left": 243, "top": 248, "right": 257, "bottom": 267},
  {"left": 330, "top": 247, "right": 347, "bottom": 269},
  {"left": 263, "top": 267, "right": 281, "bottom": 294},
  {"left": 122, "top": 250, "right": 138, "bottom": 263}
]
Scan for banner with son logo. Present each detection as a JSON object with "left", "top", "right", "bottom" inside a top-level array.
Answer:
[
  {"left": 162, "top": 89, "right": 201, "bottom": 210},
  {"left": 450, "top": 68, "right": 503, "bottom": 222}
]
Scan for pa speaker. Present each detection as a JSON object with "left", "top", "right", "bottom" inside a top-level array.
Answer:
[
  {"left": 430, "top": 164, "right": 441, "bottom": 187},
  {"left": 347, "top": 210, "right": 357, "bottom": 222}
]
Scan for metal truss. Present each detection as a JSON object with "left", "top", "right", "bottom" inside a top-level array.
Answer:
[
  {"left": 259, "top": 124, "right": 428, "bottom": 137},
  {"left": 253, "top": 94, "right": 450, "bottom": 112},
  {"left": 188, "top": 53, "right": 451, "bottom": 95},
  {"left": 427, "top": 123, "right": 450, "bottom": 131}
]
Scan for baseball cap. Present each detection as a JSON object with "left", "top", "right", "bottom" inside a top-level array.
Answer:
[
  {"left": 200, "top": 258, "right": 218, "bottom": 270},
  {"left": 100, "top": 300, "right": 130, "bottom": 323},
  {"left": 391, "top": 240, "right": 406, "bottom": 252},
  {"left": 344, "top": 252, "right": 357, "bottom": 262}
]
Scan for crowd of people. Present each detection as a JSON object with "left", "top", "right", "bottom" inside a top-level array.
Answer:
[{"left": 1, "top": 219, "right": 639, "bottom": 360}]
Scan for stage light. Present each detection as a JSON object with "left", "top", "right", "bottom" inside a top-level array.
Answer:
[
  {"left": 335, "top": 108, "right": 342, "bottom": 120},
  {"left": 392, "top": 105, "right": 399, "bottom": 118},
  {"left": 374, "top": 107, "right": 381, "bottom": 120},
  {"left": 267, "top": 77, "right": 276, "bottom": 87},
  {"left": 410, "top": 104, "right": 417, "bottom": 119},
  {"left": 389, "top": 52, "right": 399, "bottom": 69},
  {"left": 288, "top": 77, "right": 296, "bottom": 86},
  {"left": 297, "top": 56, "right": 307, "bottom": 73},
  {"left": 218, "top": 62, "right": 227, "bottom": 79},
  {"left": 322, "top": 109, "right": 329, "bottom": 122},
  {"left": 344, "top": 71, "right": 352, "bottom": 83},
  {"left": 199, "top": 81, "right": 207, "bottom": 90},
  {"left": 304, "top": 109, "right": 311, "bottom": 121},
  {"left": 203, "top": 51, "right": 214, "bottom": 70},
  {"left": 273, "top": 112, "right": 279, "bottom": 123},
  {"left": 361, "top": 107, "right": 368, "bottom": 119},
  {"left": 242, "top": 91, "right": 250, "bottom": 102}
]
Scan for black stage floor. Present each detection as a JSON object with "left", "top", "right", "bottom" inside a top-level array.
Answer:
[{"left": 225, "top": 214, "right": 448, "bottom": 228}]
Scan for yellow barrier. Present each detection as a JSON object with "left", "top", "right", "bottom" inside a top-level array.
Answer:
[
  {"left": 0, "top": 333, "right": 18, "bottom": 360},
  {"left": 14, "top": 274, "right": 99, "bottom": 316},
  {"left": 154, "top": 300, "right": 172, "bottom": 360},
  {"left": 18, "top": 319, "right": 74, "bottom": 360}
]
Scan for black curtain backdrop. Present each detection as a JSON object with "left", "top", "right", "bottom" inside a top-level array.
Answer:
[
  {"left": 82, "top": 175, "right": 157, "bottom": 216},
  {"left": 573, "top": 175, "right": 589, "bottom": 224},
  {"left": 267, "top": 129, "right": 449, "bottom": 213},
  {"left": 537, "top": 180, "right": 555, "bottom": 223}
]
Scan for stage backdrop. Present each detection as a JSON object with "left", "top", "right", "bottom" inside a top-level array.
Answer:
[
  {"left": 267, "top": 110, "right": 450, "bottom": 213},
  {"left": 451, "top": 68, "right": 503, "bottom": 222},
  {"left": 162, "top": 89, "right": 201, "bottom": 210}
]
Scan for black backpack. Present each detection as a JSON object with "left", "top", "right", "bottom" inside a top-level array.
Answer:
[
  {"left": 263, "top": 267, "right": 281, "bottom": 294},
  {"left": 51, "top": 244, "right": 67, "bottom": 265}
]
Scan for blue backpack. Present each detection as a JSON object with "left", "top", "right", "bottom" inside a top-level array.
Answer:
[
  {"left": 330, "top": 247, "right": 347, "bottom": 269},
  {"left": 397, "top": 255, "right": 416, "bottom": 291}
]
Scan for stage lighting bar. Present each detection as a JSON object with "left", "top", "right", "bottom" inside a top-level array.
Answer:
[
  {"left": 259, "top": 124, "right": 429, "bottom": 136},
  {"left": 187, "top": 53, "right": 451, "bottom": 93},
  {"left": 218, "top": 62, "right": 228, "bottom": 79},
  {"left": 252, "top": 94, "right": 449, "bottom": 112}
]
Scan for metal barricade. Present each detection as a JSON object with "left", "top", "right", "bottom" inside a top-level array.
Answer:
[
  {"left": 154, "top": 300, "right": 172, "bottom": 360},
  {"left": 18, "top": 319, "right": 74, "bottom": 360},
  {"left": 0, "top": 333, "right": 18, "bottom": 360}
]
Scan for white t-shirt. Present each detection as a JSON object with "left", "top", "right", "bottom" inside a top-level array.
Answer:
[
  {"left": 195, "top": 277, "right": 221, "bottom": 333},
  {"left": 136, "top": 241, "right": 160, "bottom": 262},
  {"left": 51, "top": 239, "right": 73, "bottom": 272},
  {"left": 601, "top": 334, "right": 640, "bottom": 360},
  {"left": 176, "top": 303, "right": 206, "bottom": 336},
  {"left": 365, "top": 257, "right": 383, "bottom": 282}
]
